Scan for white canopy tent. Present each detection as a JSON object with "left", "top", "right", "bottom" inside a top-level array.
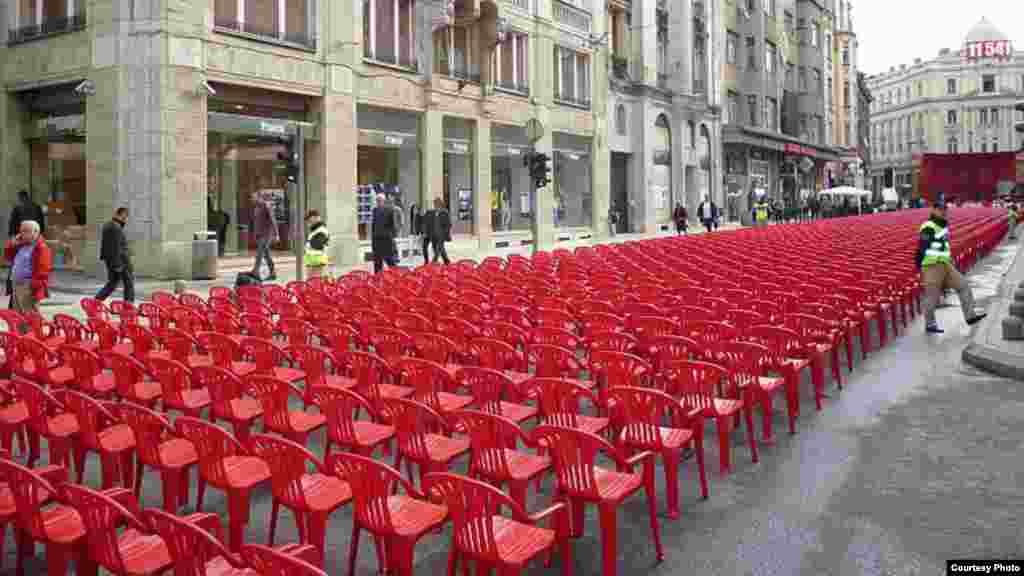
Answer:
[{"left": 819, "top": 186, "right": 873, "bottom": 213}]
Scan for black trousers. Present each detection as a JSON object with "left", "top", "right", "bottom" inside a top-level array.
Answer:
[
  {"left": 422, "top": 235, "right": 432, "bottom": 264},
  {"left": 96, "top": 264, "right": 135, "bottom": 303},
  {"left": 431, "top": 238, "right": 450, "bottom": 265},
  {"left": 702, "top": 219, "right": 714, "bottom": 233}
]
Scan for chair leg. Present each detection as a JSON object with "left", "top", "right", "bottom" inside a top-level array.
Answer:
[
  {"left": 642, "top": 459, "right": 665, "bottom": 562},
  {"left": 743, "top": 405, "right": 759, "bottom": 464},
  {"left": 227, "top": 488, "right": 252, "bottom": 552},
  {"left": 714, "top": 415, "right": 732, "bottom": 474},
  {"left": 831, "top": 348, "right": 842, "bottom": 390},
  {"left": 268, "top": 498, "right": 280, "bottom": 546},
  {"left": 759, "top": 393, "right": 774, "bottom": 443},
  {"left": 597, "top": 503, "right": 619, "bottom": 576},
  {"left": 347, "top": 523, "right": 361, "bottom": 576},
  {"left": 160, "top": 469, "right": 179, "bottom": 512},
  {"left": 693, "top": 435, "right": 709, "bottom": 500},
  {"left": 307, "top": 512, "right": 328, "bottom": 567},
  {"left": 662, "top": 448, "right": 681, "bottom": 520}
]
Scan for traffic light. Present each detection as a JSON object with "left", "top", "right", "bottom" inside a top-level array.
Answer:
[
  {"left": 529, "top": 152, "right": 551, "bottom": 188},
  {"left": 1016, "top": 100, "right": 1024, "bottom": 151},
  {"left": 276, "top": 139, "right": 299, "bottom": 183}
]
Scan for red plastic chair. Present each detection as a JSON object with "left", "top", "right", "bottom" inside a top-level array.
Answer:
[
  {"left": 88, "top": 318, "right": 132, "bottom": 356},
  {"left": 175, "top": 416, "right": 272, "bottom": 551},
  {"left": 452, "top": 410, "right": 550, "bottom": 510},
  {"left": 589, "top": 350, "right": 652, "bottom": 413},
  {"left": 195, "top": 331, "right": 258, "bottom": 378},
  {"left": 169, "top": 306, "right": 210, "bottom": 333},
  {"left": 117, "top": 402, "right": 197, "bottom": 513},
  {"left": 239, "top": 313, "right": 276, "bottom": 340},
  {"left": 310, "top": 387, "right": 395, "bottom": 461},
  {"left": 648, "top": 335, "right": 699, "bottom": 372},
  {"left": 137, "top": 303, "right": 172, "bottom": 331},
  {"left": 326, "top": 452, "right": 448, "bottom": 576},
  {"left": 59, "top": 482, "right": 173, "bottom": 576},
  {"left": 240, "top": 543, "right": 328, "bottom": 576},
  {"left": 239, "top": 337, "right": 306, "bottom": 383},
  {"left": 410, "top": 332, "right": 460, "bottom": 374},
  {"left": 150, "top": 291, "right": 177, "bottom": 309},
  {"left": 15, "top": 337, "right": 73, "bottom": 388},
  {"left": 519, "top": 377, "right": 608, "bottom": 436},
  {"left": 747, "top": 324, "right": 820, "bottom": 415},
  {"left": 51, "top": 315, "right": 98, "bottom": 352},
  {"left": 192, "top": 365, "right": 263, "bottom": 441},
  {"left": 528, "top": 344, "right": 591, "bottom": 386},
  {"left": 0, "top": 373, "right": 29, "bottom": 457},
  {"left": 455, "top": 366, "right": 537, "bottom": 425},
  {"left": 17, "top": 379, "right": 78, "bottom": 472},
  {"left": 584, "top": 331, "right": 638, "bottom": 356},
  {"left": 148, "top": 357, "right": 210, "bottom": 418},
  {"left": 245, "top": 434, "right": 352, "bottom": 565},
  {"left": 152, "top": 327, "right": 212, "bottom": 369},
  {"left": 393, "top": 358, "right": 474, "bottom": 416},
  {"left": 319, "top": 321, "right": 360, "bottom": 356},
  {"left": 61, "top": 389, "right": 136, "bottom": 489},
  {"left": 784, "top": 313, "right": 845, "bottom": 392},
  {"left": 288, "top": 344, "right": 355, "bottom": 406},
  {"left": 117, "top": 323, "right": 160, "bottom": 359},
  {"left": 529, "top": 326, "right": 581, "bottom": 351},
  {"left": 102, "top": 352, "right": 161, "bottom": 409},
  {"left": 245, "top": 375, "right": 326, "bottom": 445},
  {"left": 424, "top": 472, "right": 572, "bottom": 576},
  {"left": 380, "top": 398, "right": 470, "bottom": 487},
  {"left": 607, "top": 386, "right": 707, "bottom": 519},
  {"left": 0, "top": 458, "right": 93, "bottom": 576},
  {"left": 394, "top": 312, "right": 434, "bottom": 334},
  {"left": 56, "top": 344, "right": 116, "bottom": 398},
  {"left": 530, "top": 425, "right": 664, "bottom": 576},
  {"left": 345, "top": 350, "right": 410, "bottom": 407},
  {"left": 711, "top": 340, "right": 790, "bottom": 442},
  {"left": 277, "top": 318, "right": 321, "bottom": 348},
  {"left": 367, "top": 327, "right": 415, "bottom": 365}
]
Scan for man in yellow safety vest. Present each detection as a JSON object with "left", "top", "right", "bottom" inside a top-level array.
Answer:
[
  {"left": 755, "top": 200, "right": 769, "bottom": 227},
  {"left": 917, "top": 194, "right": 986, "bottom": 334},
  {"left": 303, "top": 210, "right": 330, "bottom": 278}
]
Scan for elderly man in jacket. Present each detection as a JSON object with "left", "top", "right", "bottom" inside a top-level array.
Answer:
[{"left": 4, "top": 220, "right": 52, "bottom": 313}]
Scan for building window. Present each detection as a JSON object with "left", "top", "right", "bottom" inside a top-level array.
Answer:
[
  {"left": 843, "top": 81, "right": 850, "bottom": 108},
  {"left": 842, "top": 47, "right": 849, "bottom": 66},
  {"left": 825, "top": 34, "right": 831, "bottom": 59},
  {"left": 728, "top": 91, "right": 740, "bottom": 124},
  {"left": 7, "top": 0, "right": 87, "bottom": 44},
  {"left": 799, "top": 67, "right": 807, "bottom": 92},
  {"left": 726, "top": 31, "right": 738, "bottom": 64},
  {"left": 947, "top": 109, "right": 957, "bottom": 125},
  {"left": 991, "top": 108, "right": 998, "bottom": 126},
  {"left": 615, "top": 104, "right": 627, "bottom": 135},
  {"left": 786, "top": 62, "right": 793, "bottom": 84},
  {"left": 746, "top": 36, "right": 756, "bottom": 69},
  {"left": 979, "top": 108, "right": 988, "bottom": 126},
  {"left": 947, "top": 78, "right": 957, "bottom": 95},
  {"left": 434, "top": 25, "right": 478, "bottom": 81},
  {"left": 763, "top": 0, "right": 775, "bottom": 17},
  {"left": 494, "top": 31, "right": 528, "bottom": 94},
  {"left": 363, "top": 0, "right": 415, "bottom": 67},
  {"left": 765, "top": 42, "right": 776, "bottom": 74},
  {"left": 813, "top": 68, "right": 822, "bottom": 94},
  {"left": 765, "top": 97, "right": 778, "bottom": 131},
  {"left": 982, "top": 74, "right": 996, "bottom": 93},
  {"left": 216, "top": 0, "right": 316, "bottom": 48},
  {"left": 553, "top": 46, "right": 591, "bottom": 108},
  {"left": 748, "top": 95, "right": 758, "bottom": 126},
  {"left": 811, "top": 22, "right": 819, "bottom": 47}
]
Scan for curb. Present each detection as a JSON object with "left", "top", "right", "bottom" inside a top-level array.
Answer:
[{"left": 962, "top": 235, "right": 1024, "bottom": 379}]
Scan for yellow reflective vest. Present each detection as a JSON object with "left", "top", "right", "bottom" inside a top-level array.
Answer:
[
  {"left": 920, "top": 220, "right": 951, "bottom": 267},
  {"left": 304, "top": 226, "right": 329, "bottom": 267},
  {"left": 755, "top": 202, "right": 769, "bottom": 222}
]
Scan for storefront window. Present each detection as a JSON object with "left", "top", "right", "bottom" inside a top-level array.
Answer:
[
  {"left": 491, "top": 124, "right": 532, "bottom": 233},
  {"left": 30, "top": 139, "right": 85, "bottom": 229},
  {"left": 356, "top": 105, "right": 420, "bottom": 241},
  {"left": 653, "top": 114, "right": 672, "bottom": 224},
  {"left": 443, "top": 117, "right": 475, "bottom": 236},
  {"left": 553, "top": 133, "right": 592, "bottom": 229}
]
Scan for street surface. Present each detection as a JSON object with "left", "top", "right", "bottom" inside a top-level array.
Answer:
[{"left": 12, "top": 237, "right": 1024, "bottom": 576}]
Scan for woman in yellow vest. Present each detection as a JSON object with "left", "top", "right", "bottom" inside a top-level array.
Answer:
[{"left": 303, "top": 210, "right": 330, "bottom": 278}]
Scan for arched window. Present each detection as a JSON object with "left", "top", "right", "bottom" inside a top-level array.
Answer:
[{"left": 615, "top": 104, "right": 627, "bottom": 135}]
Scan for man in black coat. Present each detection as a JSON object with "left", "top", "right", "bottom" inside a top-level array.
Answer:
[
  {"left": 95, "top": 206, "right": 135, "bottom": 303},
  {"left": 427, "top": 196, "right": 452, "bottom": 265},
  {"left": 371, "top": 194, "right": 397, "bottom": 273},
  {"left": 8, "top": 190, "right": 45, "bottom": 238}
]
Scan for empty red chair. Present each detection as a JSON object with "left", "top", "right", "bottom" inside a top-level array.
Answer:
[
  {"left": 246, "top": 375, "right": 326, "bottom": 446},
  {"left": 367, "top": 327, "right": 415, "bottom": 364},
  {"left": 59, "top": 482, "right": 173, "bottom": 576},
  {"left": 394, "top": 312, "right": 433, "bottom": 334},
  {"left": 455, "top": 366, "right": 537, "bottom": 425},
  {"left": 467, "top": 338, "right": 530, "bottom": 389},
  {"left": 346, "top": 350, "right": 410, "bottom": 407},
  {"left": 152, "top": 327, "right": 211, "bottom": 369},
  {"left": 150, "top": 291, "right": 177, "bottom": 308},
  {"left": 607, "top": 386, "right": 707, "bottom": 519},
  {"left": 239, "top": 313, "right": 276, "bottom": 339},
  {"left": 714, "top": 340, "right": 792, "bottom": 441},
  {"left": 119, "top": 323, "right": 160, "bottom": 358},
  {"left": 452, "top": 409, "right": 549, "bottom": 510},
  {"left": 169, "top": 306, "right": 210, "bottom": 333},
  {"left": 410, "top": 332, "right": 460, "bottom": 374},
  {"left": 81, "top": 297, "right": 115, "bottom": 324},
  {"left": 17, "top": 379, "right": 78, "bottom": 471},
  {"left": 381, "top": 397, "right": 470, "bottom": 487},
  {"left": 785, "top": 313, "right": 845, "bottom": 392},
  {"left": 528, "top": 344, "right": 591, "bottom": 386},
  {"left": 239, "top": 337, "right": 306, "bottom": 383},
  {"left": 520, "top": 377, "right": 608, "bottom": 436},
  {"left": 289, "top": 344, "right": 355, "bottom": 406},
  {"left": 533, "top": 307, "right": 577, "bottom": 334},
  {"left": 319, "top": 321, "right": 359, "bottom": 356},
  {"left": 529, "top": 326, "right": 581, "bottom": 351},
  {"left": 175, "top": 416, "right": 271, "bottom": 551},
  {"left": 137, "top": 303, "right": 172, "bottom": 331},
  {"left": 393, "top": 358, "right": 474, "bottom": 416},
  {"left": 589, "top": 350, "right": 652, "bottom": 411},
  {"left": 747, "top": 324, "right": 820, "bottom": 414},
  {"left": 51, "top": 314, "right": 98, "bottom": 352},
  {"left": 423, "top": 472, "right": 571, "bottom": 576},
  {"left": 530, "top": 425, "right": 664, "bottom": 576},
  {"left": 15, "top": 337, "right": 73, "bottom": 388},
  {"left": 62, "top": 389, "right": 136, "bottom": 489},
  {"left": 195, "top": 331, "right": 258, "bottom": 378},
  {"left": 148, "top": 357, "right": 210, "bottom": 418},
  {"left": 0, "top": 458, "right": 93, "bottom": 576},
  {"left": 246, "top": 434, "right": 351, "bottom": 565},
  {"left": 326, "top": 452, "right": 448, "bottom": 576},
  {"left": 240, "top": 543, "right": 327, "bottom": 576},
  {"left": 311, "top": 387, "right": 394, "bottom": 460},
  {"left": 484, "top": 321, "right": 530, "bottom": 352},
  {"left": 57, "top": 344, "right": 117, "bottom": 398},
  {"left": 193, "top": 365, "right": 263, "bottom": 441},
  {"left": 116, "top": 402, "right": 197, "bottom": 513},
  {"left": 659, "top": 361, "right": 759, "bottom": 474},
  {"left": 584, "top": 331, "right": 638, "bottom": 356},
  {"left": 102, "top": 352, "right": 161, "bottom": 409},
  {"left": 88, "top": 318, "right": 131, "bottom": 356},
  {"left": 277, "top": 318, "right": 320, "bottom": 348}
]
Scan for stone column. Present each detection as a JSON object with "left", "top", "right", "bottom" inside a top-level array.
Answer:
[
  {"left": 316, "top": 88, "right": 360, "bottom": 268},
  {"left": 474, "top": 118, "right": 493, "bottom": 251},
  {"left": 0, "top": 94, "right": 30, "bottom": 231},
  {"left": 422, "top": 109, "right": 445, "bottom": 207},
  {"left": 221, "top": 150, "right": 240, "bottom": 253}
]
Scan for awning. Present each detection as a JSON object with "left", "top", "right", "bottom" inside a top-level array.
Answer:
[{"left": 722, "top": 126, "right": 841, "bottom": 162}]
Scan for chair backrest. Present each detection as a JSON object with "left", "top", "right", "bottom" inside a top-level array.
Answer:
[
  {"left": 155, "top": 327, "right": 201, "bottom": 363},
  {"left": 179, "top": 293, "right": 208, "bottom": 311},
  {"left": 52, "top": 313, "right": 89, "bottom": 344},
  {"left": 239, "top": 314, "right": 276, "bottom": 340},
  {"left": 585, "top": 330, "right": 638, "bottom": 355},
  {"left": 326, "top": 451, "right": 422, "bottom": 536},
  {"left": 657, "top": 360, "right": 728, "bottom": 412},
  {"left": 435, "top": 316, "right": 479, "bottom": 348},
  {"left": 15, "top": 336, "right": 56, "bottom": 384},
  {"left": 80, "top": 298, "right": 112, "bottom": 322},
  {"left": 61, "top": 388, "right": 115, "bottom": 450},
  {"left": 245, "top": 375, "right": 293, "bottom": 431},
  {"left": 277, "top": 318, "right": 318, "bottom": 347},
  {"left": 240, "top": 544, "right": 327, "bottom": 576},
  {"left": 287, "top": 344, "right": 338, "bottom": 389},
  {"left": 58, "top": 343, "right": 102, "bottom": 380},
  {"left": 0, "top": 457, "right": 62, "bottom": 538},
  {"left": 192, "top": 365, "right": 247, "bottom": 410},
  {"left": 590, "top": 350, "right": 651, "bottom": 390},
  {"left": 175, "top": 415, "right": 246, "bottom": 487},
  {"left": 151, "top": 291, "right": 178, "bottom": 308},
  {"left": 579, "top": 312, "right": 625, "bottom": 337},
  {"left": 120, "top": 323, "right": 158, "bottom": 356},
  {"left": 143, "top": 508, "right": 243, "bottom": 576},
  {"left": 607, "top": 386, "right": 691, "bottom": 450},
  {"left": 195, "top": 331, "right": 243, "bottom": 365},
  {"left": 467, "top": 337, "right": 525, "bottom": 372},
  {"left": 366, "top": 327, "right": 413, "bottom": 363},
  {"left": 454, "top": 366, "right": 513, "bottom": 413},
  {"left": 484, "top": 322, "right": 529, "bottom": 351},
  {"left": 520, "top": 377, "right": 597, "bottom": 429},
  {"left": 309, "top": 387, "right": 379, "bottom": 447},
  {"left": 450, "top": 410, "right": 524, "bottom": 480},
  {"left": 530, "top": 425, "right": 619, "bottom": 500},
  {"left": 245, "top": 433, "right": 326, "bottom": 510},
  {"left": 530, "top": 326, "right": 580, "bottom": 350},
  {"left": 101, "top": 351, "right": 150, "bottom": 398},
  {"left": 379, "top": 397, "right": 445, "bottom": 461},
  {"left": 148, "top": 357, "right": 194, "bottom": 405},
  {"left": 116, "top": 401, "right": 180, "bottom": 468},
  {"left": 60, "top": 482, "right": 152, "bottom": 574},
  {"left": 344, "top": 351, "right": 391, "bottom": 404},
  {"left": 410, "top": 332, "right": 457, "bottom": 366},
  {"left": 238, "top": 337, "right": 289, "bottom": 374},
  {"left": 528, "top": 344, "right": 583, "bottom": 379},
  {"left": 319, "top": 321, "right": 359, "bottom": 356}
]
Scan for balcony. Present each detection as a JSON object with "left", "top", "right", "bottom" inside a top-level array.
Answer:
[
  {"left": 214, "top": 17, "right": 317, "bottom": 50},
  {"left": 446, "top": 65, "right": 482, "bottom": 84},
  {"left": 8, "top": 13, "right": 86, "bottom": 45},
  {"left": 554, "top": 92, "right": 591, "bottom": 109},
  {"left": 495, "top": 79, "right": 530, "bottom": 96},
  {"left": 553, "top": 0, "right": 591, "bottom": 34},
  {"left": 505, "top": 0, "right": 531, "bottom": 11}
]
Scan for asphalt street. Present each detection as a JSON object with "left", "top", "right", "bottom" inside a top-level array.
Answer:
[{"left": 10, "top": 239, "right": 1024, "bottom": 575}]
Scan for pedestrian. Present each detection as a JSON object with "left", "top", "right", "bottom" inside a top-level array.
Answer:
[
  {"left": 303, "top": 210, "right": 330, "bottom": 278},
  {"left": 608, "top": 207, "right": 618, "bottom": 237},
  {"left": 419, "top": 203, "right": 434, "bottom": 265},
  {"left": 371, "top": 193, "right": 397, "bottom": 273},
  {"left": 96, "top": 206, "right": 135, "bottom": 304},
  {"left": 917, "top": 193, "right": 987, "bottom": 334},
  {"left": 391, "top": 197, "right": 405, "bottom": 264},
  {"left": 673, "top": 202, "right": 688, "bottom": 235},
  {"left": 698, "top": 195, "right": 717, "bottom": 233},
  {"left": 8, "top": 189, "right": 45, "bottom": 239},
  {"left": 428, "top": 196, "right": 452, "bottom": 265},
  {"left": 1008, "top": 203, "right": 1018, "bottom": 240},
  {"left": 755, "top": 198, "right": 770, "bottom": 227},
  {"left": 249, "top": 190, "right": 278, "bottom": 281},
  {"left": 4, "top": 220, "right": 51, "bottom": 313}
]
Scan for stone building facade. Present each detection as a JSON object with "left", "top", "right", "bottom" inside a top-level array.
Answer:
[{"left": 0, "top": 0, "right": 615, "bottom": 278}]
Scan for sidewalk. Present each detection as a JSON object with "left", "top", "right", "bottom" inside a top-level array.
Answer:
[
  {"left": 963, "top": 235, "right": 1024, "bottom": 379},
  {"left": 47, "top": 222, "right": 745, "bottom": 300}
]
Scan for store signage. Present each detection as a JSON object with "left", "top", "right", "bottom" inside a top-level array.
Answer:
[
  {"left": 447, "top": 141, "right": 469, "bottom": 154},
  {"left": 260, "top": 121, "right": 286, "bottom": 135},
  {"left": 964, "top": 40, "right": 1013, "bottom": 60},
  {"left": 567, "top": 153, "right": 580, "bottom": 161},
  {"left": 384, "top": 136, "right": 404, "bottom": 146},
  {"left": 784, "top": 143, "right": 815, "bottom": 157},
  {"left": 508, "top": 147, "right": 521, "bottom": 156}
]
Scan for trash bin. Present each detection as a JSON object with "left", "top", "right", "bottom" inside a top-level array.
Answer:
[{"left": 192, "top": 231, "right": 218, "bottom": 280}]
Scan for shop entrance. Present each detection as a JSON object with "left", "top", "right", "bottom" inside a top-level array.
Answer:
[{"left": 611, "top": 152, "right": 630, "bottom": 233}]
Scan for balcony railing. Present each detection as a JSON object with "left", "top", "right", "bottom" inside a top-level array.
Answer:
[
  {"left": 555, "top": 92, "right": 591, "bottom": 109},
  {"left": 495, "top": 79, "right": 530, "bottom": 96},
  {"left": 446, "top": 66, "right": 482, "bottom": 84},
  {"left": 505, "top": 0, "right": 531, "bottom": 11},
  {"left": 8, "top": 13, "right": 86, "bottom": 45},
  {"left": 364, "top": 49, "right": 419, "bottom": 71},
  {"left": 214, "top": 17, "right": 317, "bottom": 50},
  {"left": 553, "top": 0, "right": 591, "bottom": 33}
]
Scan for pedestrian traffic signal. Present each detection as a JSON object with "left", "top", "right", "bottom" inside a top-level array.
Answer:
[
  {"left": 529, "top": 152, "right": 551, "bottom": 189},
  {"left": 277, "top": 140, "right": 299, "bottom": 183}
]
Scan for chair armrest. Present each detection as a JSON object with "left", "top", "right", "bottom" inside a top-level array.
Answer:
[
  {"left": 104, "top": 487, "right": 143, "bottom": 517},
  {"left": 620, "top": 449, "right": 656, "bottom": 472},
  {"left": 282, "top": 543, "right": 321, "bottom": 568},
  {"left": 184, "top": 512, "right": 226, "bottom": 543},
  {"left": 36, "top": 465, "right": 68, "bottom": 485},
  {"left": 527, "top": 500, "right": 568, "bottom": 526}
]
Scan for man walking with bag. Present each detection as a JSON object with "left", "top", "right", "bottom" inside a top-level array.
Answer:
[
  {"left": 250, "top": 190, "right": 279, "bottom": 281},
  {"left": 96, "top": 207, "right": 135, "bottom": 303}
]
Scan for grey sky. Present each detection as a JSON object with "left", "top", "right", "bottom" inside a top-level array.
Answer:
[{"left": 855, "top": 0, "right": 1023, "bottom": 75}]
